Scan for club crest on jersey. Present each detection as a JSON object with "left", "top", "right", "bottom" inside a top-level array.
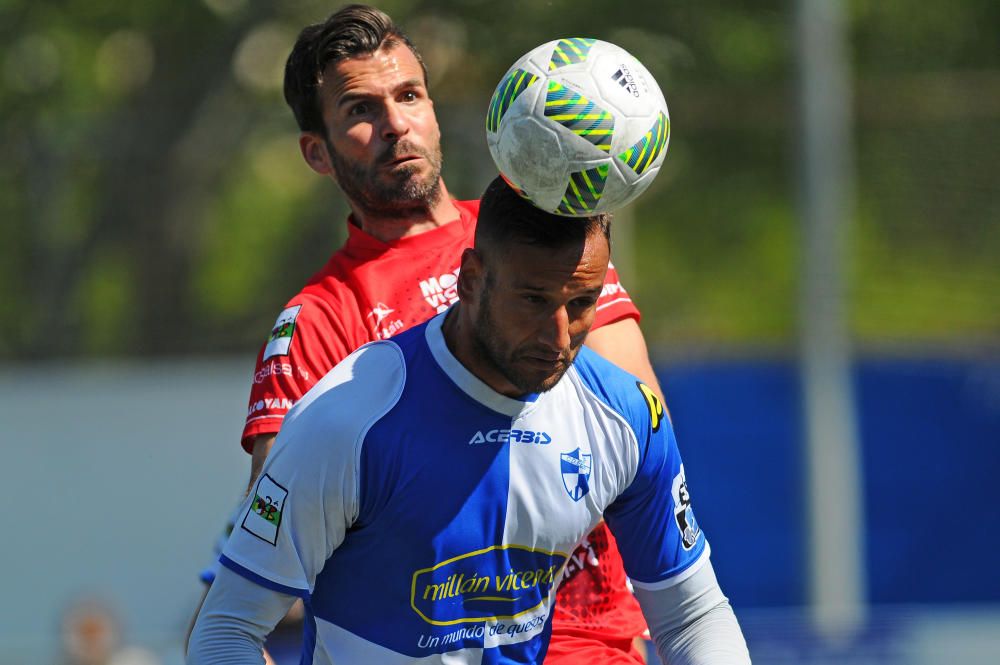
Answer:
[
  {"left": 263, "top": 305, "right": 301, "bottom": 360},
  {"left": 241, "top": 474, "right": 287, "bottom": 546},
  {"left": 561, "top": 447, "right": 592, "bottom": 502},
  {"left": 671, "top": 465, "right": 701, "bottom": 550}
]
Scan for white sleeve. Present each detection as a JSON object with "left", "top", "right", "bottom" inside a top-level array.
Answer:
[
  {"left": 187, "top": 565, "right": 297, "bottom": 664},
  {"left": 220, "top": 342, "right": 406, "bottom": 594},
  {"left": 633, "top": 559, "right": 752, "bottom": 665}
]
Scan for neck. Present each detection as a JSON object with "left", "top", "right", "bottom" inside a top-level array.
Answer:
[
  {"left": 349, "top": 180, "right": 460, "bottom": 243},
  {"left": 441, "top": 305, "right": 467, "bottom": 369},
  {"left": 441, "top": 306, "right": 522, "bottom": 399}
]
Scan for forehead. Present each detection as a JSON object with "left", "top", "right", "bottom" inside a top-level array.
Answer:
[
  {"left": 490, "top": 231, "right": 610, "bottom": 291},
  {"left": 320, "top": 44, "right": 425, "bottom": 104}
]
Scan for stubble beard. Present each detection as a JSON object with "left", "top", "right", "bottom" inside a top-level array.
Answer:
[
  {"left": 471, "top": 284, "right": 576, "bottom": 396},
  {"left": 327, "top": 137, "right": 444, "bottom": 217}
]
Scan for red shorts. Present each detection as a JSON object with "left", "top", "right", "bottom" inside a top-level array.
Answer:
[{"left": 544, "top": 630, "right": 645, "bottom": 664}]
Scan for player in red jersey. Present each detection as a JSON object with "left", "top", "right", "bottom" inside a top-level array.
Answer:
[
  {"left": 195, "top": 5, "right": 665, "bottom": 663},
  {"left": 241, "top": 200, "right": 642, "bottom": 447}
]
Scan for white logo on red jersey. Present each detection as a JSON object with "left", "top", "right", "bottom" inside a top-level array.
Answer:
[
  {"left": 419, "top": 269, "right": 460, "bottom": 313},
  {"left": 263, "top": 305, "right": 302, "bottom": 360},
  {"left": 247, "top": 397, "right": 295, "bottom": 417},
  {"left": 367, "top": 302, "right": 394, "bottom": 327},
  {"left": 254, "top": 362, "right": 309, "bottom": 384},
  {"left": 367, "top": 302, "right": 404, "bottom": 340},
  {"left": 600, "top": 281, "right": 627, "bottom": 298}
]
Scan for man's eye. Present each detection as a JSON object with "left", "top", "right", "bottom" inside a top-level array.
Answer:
[
  {"left": 523, "top": 294, "right": 545, "bottom": 305},
  {"left": 400, "top": 91, "right": 418, "bottom": 102},
  {"left": 348, "top": 103, "right": 369, "bottom": 116}
]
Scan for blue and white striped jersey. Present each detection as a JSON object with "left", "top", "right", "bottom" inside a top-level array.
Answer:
[{"left": 221, "top": 311, "right": 708, "bottom": 664}]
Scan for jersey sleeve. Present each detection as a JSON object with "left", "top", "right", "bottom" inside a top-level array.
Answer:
[
  {"left": 592, "top": 261, "right": 640, "bottom": 330},
  {"left": 241, "top": 296, "right": 357, "bottom": 452},
  {"left": 221, "top": 342, "right": 406, "bottom": 596},
  {"left": 602, "top": 381, "right": 709, "bottom": 588}
]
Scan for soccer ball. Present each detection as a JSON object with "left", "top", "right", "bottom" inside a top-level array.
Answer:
[{"left": 486, "top": 38, "right": 670, "bottom": 216}]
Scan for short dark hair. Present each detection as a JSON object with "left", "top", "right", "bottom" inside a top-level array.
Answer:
[
  {"left": 284, "top": 4, "right": 428, "bottom": 134},
  {"left": 475, "top": 176, "right": 612, "bottom": 260}
]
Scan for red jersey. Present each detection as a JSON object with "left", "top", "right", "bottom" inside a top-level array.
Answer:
[{"left": 242, "top": 199, "right": 648, "bottom": 660}]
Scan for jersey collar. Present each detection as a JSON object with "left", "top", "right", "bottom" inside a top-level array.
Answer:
[
  {"left": 424, "top": 310, "right": 541, "bottom": 417},
  {"left": 342, "top": 201, "right": 476, "bottom": 260}
]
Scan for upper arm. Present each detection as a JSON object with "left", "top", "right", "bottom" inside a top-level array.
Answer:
[
  {"left": 222, "top": 342, "right": 406, "bottom": 594},
  {"left": 241, "top": 298, "right": 357, "bottom": 451},
  {"left": 188, "top": 565, "right": 297, "bottom": 664},
  {"left": 598, "top": 375, "right": 703, "bottom": 585},
  {"left": 247, "top": 434, "right": 278, "bottom": 496}
]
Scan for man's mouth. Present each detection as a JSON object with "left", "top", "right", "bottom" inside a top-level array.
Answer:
[
  {"left": 521, "top": 353, "right": 564, "bottom": 368},
  {"left": 381, "top": 144, "right": 424, "bottom": 167}
]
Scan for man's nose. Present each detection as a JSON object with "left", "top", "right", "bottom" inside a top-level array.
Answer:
[
  {"left": 539, "top": 306, "right": 571, "bottom": 352},
  {"left": 380, "top": 101, "right": 410, "bottom": 141}
]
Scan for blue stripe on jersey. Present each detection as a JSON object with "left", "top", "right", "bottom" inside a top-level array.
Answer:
[
  {"left": 219, "top": 554, "right": 310, "bottom": 599},
  {"left": 301, "top": 597, "right": 317, "bottom": 665},
  {"left": 480, "top": 614, "right": 553, "bottom": 664},
  {"left": 571, "top": 348, "right": 708, "bottom": 585},
  {"left": 307, "top": 324, "right": 538, "bottom": 657}
]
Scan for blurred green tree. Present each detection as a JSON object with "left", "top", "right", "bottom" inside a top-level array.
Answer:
[{"left": 1, "top": 0, "right": 997, "bottom": 359}]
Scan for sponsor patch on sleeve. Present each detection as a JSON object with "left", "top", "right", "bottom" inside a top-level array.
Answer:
[
  {"left": 241, "top": 474, "right": 287, "bottom": 546},
  {"left": 636, "top": 381, "right": 664, "bottom": 433},
  {"left": 671, "top": 465, "right": 701, "bottom": 550},
  {"left": 263, "top": 305, "right": 302, "bottom": 360}
]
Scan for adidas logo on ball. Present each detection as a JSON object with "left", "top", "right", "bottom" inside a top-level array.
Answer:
[{"left": 611, "top": 65, "right": 641, "bottom": 97}]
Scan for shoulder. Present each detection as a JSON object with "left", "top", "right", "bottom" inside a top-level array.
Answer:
[
  {"left": 262, "top": 280, "right": 367, "bottom": 352},
  {"left": 264, "top": 238, "right": 360, "bottom": 321},
  {"left": 571, "top": 348, "right": 664, "bottom": 440},
  {"left": 279, "top": 341, "right": 407, "bottom": 450},
  {"left": 276, "top": 242, "right": 366, "bottom": 317},
  {"left": 455, "top": 199, "right": 481, "bottom": 218},
  {"left": 451, "top": 199, "right": 480, "bottom": 240},
  {"left": 301, "top": 242, "right": 354, "bottom": 287},
  {"left": 260, "top": 287, "right": 372, "bottom": 372}
]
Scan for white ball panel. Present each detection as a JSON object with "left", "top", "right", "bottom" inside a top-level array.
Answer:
[
  {"left": 496, "top": 116, "right": 568, "bottom": 194},
  {"left": 486, "top": 38, "right": 670, "bottom": 216},
  {"left": 587, "top": 53, "right": 657, "bottom": 119}
]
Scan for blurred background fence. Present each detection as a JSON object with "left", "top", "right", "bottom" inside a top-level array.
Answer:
[{"left": 1, "top": 0, "right": 997, "bottom": 663}]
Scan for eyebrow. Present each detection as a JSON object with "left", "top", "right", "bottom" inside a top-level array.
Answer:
[
  {"left": 510, "top": 282, "right": 604, "bottom": 297},
  {"left": 335, "top": 78, "right": 426, "bottom": 109}
]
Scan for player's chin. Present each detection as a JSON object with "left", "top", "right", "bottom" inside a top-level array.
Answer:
[
  {"left": 385, "top": 168, "right": 436, "bottom": 194},
  {"left": 515, "top": 361, "right": 571, "bottom": 394},
  {"left": 383, "top": 158, "right": 434, "bottom": 180}
]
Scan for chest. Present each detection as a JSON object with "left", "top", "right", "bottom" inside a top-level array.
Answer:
[
  {"left": 346, "top": 251, "right": 464, "bottom": 341},
  {"left": 355, "top": 382, "right": 635, "bottom": 556}
]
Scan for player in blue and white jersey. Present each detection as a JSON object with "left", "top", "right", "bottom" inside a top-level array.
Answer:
[{"left": 188, "top": 177, "right": 751, "bottom": 664}]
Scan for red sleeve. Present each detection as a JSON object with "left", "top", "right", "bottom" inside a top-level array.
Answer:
[
  {"left": 240, "top": 297, "right": 357, "bottom": 452},
  {"left": 592, "top": 262, "right": 640, "bottom": 330}
]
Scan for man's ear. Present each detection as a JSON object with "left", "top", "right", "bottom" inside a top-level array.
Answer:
[
  {"left": 457, "top": 248, "right": 485, "bottom": 304},
  {"left": 299, "top": 132, "right": 335, "bottom": 178}
]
